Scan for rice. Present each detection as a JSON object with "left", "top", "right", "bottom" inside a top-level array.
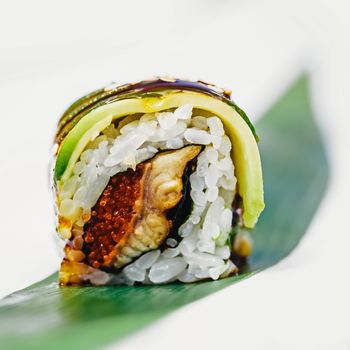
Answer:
[{"left": 58, "top": 103, "right": 238, "bottom": 284}]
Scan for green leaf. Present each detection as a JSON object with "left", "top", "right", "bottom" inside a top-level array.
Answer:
[{"left": 0, "top": 75, "right": 329, "bottom": 350}]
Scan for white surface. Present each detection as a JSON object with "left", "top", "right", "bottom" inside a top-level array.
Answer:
[{"left": 0, "top": 0, "right": 349, "bottom": 349}]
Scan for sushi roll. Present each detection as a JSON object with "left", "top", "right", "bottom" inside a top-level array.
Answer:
[{"left": 52, "top": 77, "right": 264, "bottom": 285}]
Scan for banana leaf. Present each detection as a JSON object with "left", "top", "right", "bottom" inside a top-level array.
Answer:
[{"left": 0, "top": 75, "right": 329, "bottom": 350}]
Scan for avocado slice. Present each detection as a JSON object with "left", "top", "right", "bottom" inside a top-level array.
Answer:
[{"left": 54, "top": 91, "right": 264, "bottom": 228}]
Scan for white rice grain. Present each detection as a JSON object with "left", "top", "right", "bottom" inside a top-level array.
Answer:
[
  {"left": 162, "top": 248, "right": 180, "bottom": 259},
  {"left": 189, "top": 173, "right": 205, "bottom": 191},
  {"left": 166, "top": 238, "right": 178, "bottom": 247},
  {"left": 205, "top": 164, "right": 220, "bottom": 188},
  {"left": 220, "top": 208, "right": 233, "bottom": 232},
  {"left": 174, "top": 104, "right": 193, "bottom": 120},
  {"left": 157, "top": 112, "right": 177, "bottom": 130},
  {"left": 124, "top": 265, "right": 146, "bottom": 282},
  {"left": 190, "top": 190, "right": 207, "bottom": 207},
  {"left": 215, "top": 246, "right": 231, "bottom": 259},
  {"left": 149, "top": 258, "right": 187, "bottom": 283},
  {"left": 208, "top": 116, "right": 224, "bottom": 136},
  {"left": 184, "top": 128, "right": 212, "bottom": 145},
  {"left": 206, "top": 187, "right": 219, "bottom": 202},
  {"left": 166, "top": 137, "right": 184, "bottom": 149},
  {"left": 135, "top": 250, "right": 160, "bottom": 269},
  {"left": 178, "top": 269, "right": 199, "bottom": 283}
]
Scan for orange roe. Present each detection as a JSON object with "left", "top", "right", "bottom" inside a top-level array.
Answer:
[{"left": 83, "top": 164, "right": 145, "bottom": 268}]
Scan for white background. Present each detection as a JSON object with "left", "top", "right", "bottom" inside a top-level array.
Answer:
[{"left": 0, "top": 0, "right": 350, "bottom": 349}]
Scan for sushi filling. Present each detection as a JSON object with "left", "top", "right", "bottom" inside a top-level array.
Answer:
[
  {"left": 58, "top": 104, "right": 248, "bottom": 285},
  {"left": 83, "top": 146, "right": 201, "bottom": 270}
]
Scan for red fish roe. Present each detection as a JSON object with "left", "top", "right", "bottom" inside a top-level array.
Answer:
[{"left": 83, "top": 164, "right": 145, "bottom": 268}]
